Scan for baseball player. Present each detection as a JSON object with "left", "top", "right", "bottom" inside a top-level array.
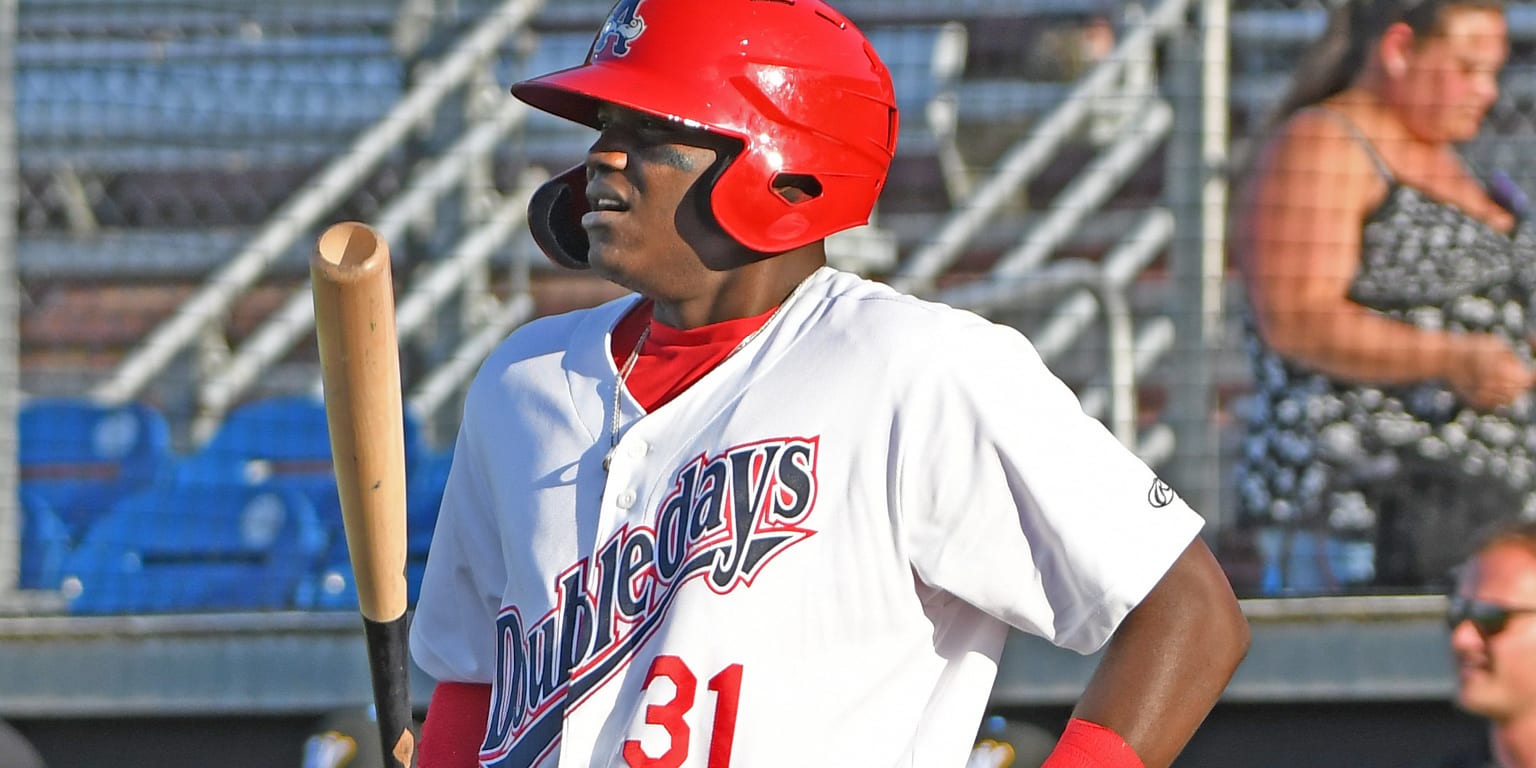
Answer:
[{"left": 409, "top": 1, "right": 1250, "bottom": 766}]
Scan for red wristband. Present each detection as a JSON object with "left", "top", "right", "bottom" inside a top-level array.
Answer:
[
  {"left": 419, "top": 681, "right": 492, "bottom": 768},
  {"left": 1040, "top": 718, "right": 1146, "bottom": 768}
]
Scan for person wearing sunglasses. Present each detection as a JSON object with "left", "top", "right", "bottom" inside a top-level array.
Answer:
[{"left": 1445, "top": 521, "right": 1536, "bottom": 767}]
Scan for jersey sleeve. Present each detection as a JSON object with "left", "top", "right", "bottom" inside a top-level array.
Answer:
[
  {"left": 410, "top": 405, "right": 508, "bottom": 685},
  {"left": 896, "top": 318, "right": 1204, "bottom": 655}
]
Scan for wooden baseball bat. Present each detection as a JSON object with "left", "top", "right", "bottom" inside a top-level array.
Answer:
[{"left": 311, "top": 221, "right": 417, "bottom": 768}]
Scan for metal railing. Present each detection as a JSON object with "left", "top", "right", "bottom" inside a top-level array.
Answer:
[
  {"left": 9, "top": 0, "right": 1242, "bottom": 611},
  {"left": 887, "top": 0, "right": 1193, "bottom": 295},
  {"left": 300, "top": 181, "right": 541, "bottom": 422},
  {"left": 954, "top": 258, "right": 1143, "bottom": 446},
  {"left": 886, "top": 0, "right": 1230, "bottom": 517},
  {"left": 191, "top": 94, "right": 539, "bottom": 440},
  {"left": 954, "top": 208, "right": 1180, "bottom": 458},
  {"left": 91, "top": 0, "right": 546, "bottom": 426},
  {"left": 0, "top": 0, "right": 18, "bottom": 599}
]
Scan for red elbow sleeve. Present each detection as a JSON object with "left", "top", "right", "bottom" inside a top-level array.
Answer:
[{"left": 419, "top": 682, "right": 492, "bottom": 768}]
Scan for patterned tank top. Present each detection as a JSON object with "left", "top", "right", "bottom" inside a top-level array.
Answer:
[{"left": 1235, "top": 109, "right": 1536, "bottom": 542}]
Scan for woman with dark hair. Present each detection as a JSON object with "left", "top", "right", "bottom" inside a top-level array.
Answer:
[{"left": 1233, "top": 0, "right": 1536, "bottom": 592}]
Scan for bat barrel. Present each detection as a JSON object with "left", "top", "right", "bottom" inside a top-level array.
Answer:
[
  {"left": 311, "top": 221, "right": 409, "bottom": 623},
  {"left": 312, "top": 221, "right": 417, "bottom": 767}
]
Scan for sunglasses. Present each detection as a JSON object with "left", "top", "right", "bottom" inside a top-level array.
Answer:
[{"left": 1446, "top": 596, "right": 1536, "bottom": 637}]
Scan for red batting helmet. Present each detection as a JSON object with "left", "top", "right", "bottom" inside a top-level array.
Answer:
[{"left": 512, "top": 0, "right": 899, "bottom": 269}]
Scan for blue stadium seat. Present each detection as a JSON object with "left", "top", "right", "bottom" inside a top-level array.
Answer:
[
  {"left": 293, "top": 552, "right": 429, "bottom": 613},
  {"left": 177, "top": 397, "right": 344, "bottom": 568},
  {"left": 60, "top": 480, "right": 327, "bottom": 614},
  {"left": 406, "top": 447, "right": 453, "bottom": 558},
  {"left": 189, "top": 395, "right": 430, "bottom": 476},
  {"left": 185, "top": 395, "right": 447, "bottom": 611},
  {"left": 192, "top": 395, "right": 338, "bottom": 471},
  {"left": 18, "top": 397, "right": 175, "bottom": 538},
  {"left": 293, "top": 443, "right": 451, "bottom": 612},
  {"left": 19, "top": 490, "right": 71, "bottom": 591},
  {"left": 181, "top": 395, "right": 430, "bottom": 523}
]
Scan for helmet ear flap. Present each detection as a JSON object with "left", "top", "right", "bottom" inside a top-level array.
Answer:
[{"left": 528, "top": 164, "right": 591, "bottom": 269}]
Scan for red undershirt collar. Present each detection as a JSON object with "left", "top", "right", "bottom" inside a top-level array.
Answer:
[{"left": 610, "top": 299, "right": 778, "bottom": 412}]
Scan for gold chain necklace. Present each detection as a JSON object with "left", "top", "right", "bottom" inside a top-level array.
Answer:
[{"left": 601, "top": 273, "right": 817, "bottom": 473}]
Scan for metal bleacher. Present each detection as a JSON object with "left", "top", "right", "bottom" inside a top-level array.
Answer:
[
  {"left": 22, "top": 0, "right": 1535, "bottom": 608},
  {"left": 59, "top": 481, "right": 327, "bottom": 614},
  {"left": 17, "top": 1, "right": 412, "bottom": 275},
  {"left": 18, "top": 35, "right": 402, "bottom": 174},
  {"left": 11, "top": 0, "right": 990, "bottom": 617},
  {"left": 12, "top": 2, "right": 1534, "bottom": 756},
  {"left": 17, "top": 397, "right": 174, "bottom": 539},
  {"left": 498, "top": 22, "right": 970, "bottom": 199},
  {"left": 11, "top": 0, "right": 1199, "bottom": 618}
]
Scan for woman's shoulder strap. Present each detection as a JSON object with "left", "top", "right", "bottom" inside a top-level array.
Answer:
[{"left": 1300, "top": 105, "right": 1396, "bottom": 183}]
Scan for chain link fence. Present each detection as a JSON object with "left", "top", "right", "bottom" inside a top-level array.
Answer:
[
  {"left": 9, "top": 0, "right": 1536, "bottom": 614},
  {"left": 1228, "top": 0, "right": 1536, "bottom": 194},
  {"left": 16, "top": 0, "right": 526, "bottom": 414}
]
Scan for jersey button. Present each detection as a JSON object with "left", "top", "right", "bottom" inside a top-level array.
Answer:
[
  {"left": 627, "top": 441, "right": 649, "bottom": 458},
  {"left": 616, "top": 490, "right": 637, "bottom": 509}
]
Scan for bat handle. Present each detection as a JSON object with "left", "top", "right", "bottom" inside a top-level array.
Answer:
[{"left": 363, "top": 616, "right": 418, "bottom": 767}]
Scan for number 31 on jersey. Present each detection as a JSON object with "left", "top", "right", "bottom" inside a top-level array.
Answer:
[{"left": 623, "top": 656, "right": 743, "bottom": 768}]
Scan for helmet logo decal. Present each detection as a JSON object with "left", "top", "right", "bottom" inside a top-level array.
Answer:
[{"left": 593, "top": 0, "right": 648, "bottom": 57}]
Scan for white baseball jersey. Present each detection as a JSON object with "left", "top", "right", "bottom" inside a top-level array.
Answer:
[{"left": 411, "top": 266, "right": 1204, "bottom": 768}]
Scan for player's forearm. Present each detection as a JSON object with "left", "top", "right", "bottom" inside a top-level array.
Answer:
[{"left": 1069, "top": 538, "right": 1250, "bottom": 768}]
